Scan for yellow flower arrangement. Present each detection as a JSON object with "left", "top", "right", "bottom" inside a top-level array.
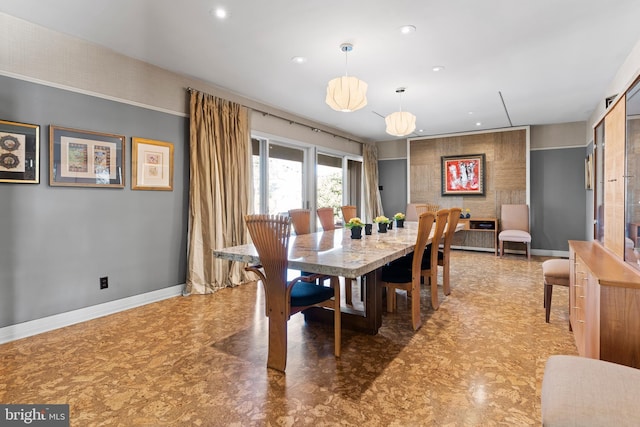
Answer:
[
  {"left": 374, "top": 215, "right": 391, "bottom": 224},
  {"left": 393, "top": 212, "right": 406, "bottom": 220},
  {"left": 345, "top": 217, "right": 365, "bottom": 229}
]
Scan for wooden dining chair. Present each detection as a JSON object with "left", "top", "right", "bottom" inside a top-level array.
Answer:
[
  {"left": 244, "top": 214, "right": 341, "bottom": 372},
  {"left": 414, "top": 204, "right": 429, "bottom": 217},
  {"left": 420, "top": 209, "right": 449, "bottom": 310},
  {"left": 439, "top": 207, "right": 462, "bottom": 296},
  {"left": 288, "top": 208, "right": 311, "bottom": 235},
  {"left": 340, "top": 205, "right": 357, "bottom": 224},
  {"left": 381, "top": 211, "right": 436, "bottom": 330},
  {"left": 317, "top": 207, "right": 336, "bottom": 231}
]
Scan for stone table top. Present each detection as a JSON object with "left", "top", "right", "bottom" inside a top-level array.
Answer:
[{"left": 214, "top": 222, "right": 459, "bottom": 279}]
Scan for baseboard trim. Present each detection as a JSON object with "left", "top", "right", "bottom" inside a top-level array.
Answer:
[
  {"left": 452, "top": 246, "right": 569, "bottom": 258},
  {"left": 0, "top": 284, "right": 185, "bottom": 344}
]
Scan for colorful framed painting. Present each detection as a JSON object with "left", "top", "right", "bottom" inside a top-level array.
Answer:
[
  {"left": 49, "top": 125, "right": 125, "bottom": 188},
  {"left": 441, "top": 153, "right": 485, "bottom": 196},
  {"left": 131, "top": 137, "right": 174, "bottom": 191},
  {"left": 0, "top": 119, "right": 40, "bottom": 184}
]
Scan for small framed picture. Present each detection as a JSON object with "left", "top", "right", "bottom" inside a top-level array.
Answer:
[
  {"left": 0, "top": 119, "right": 40, "bottom": 184},
  {"left": 49, "top": 125, "right": 125, "bottom": 188},
  {"left": 131, "top": 137, "right": 174, "bottom": 191},
  {"left": 441, "top": 153, "right": 486, "bottom": 196}
]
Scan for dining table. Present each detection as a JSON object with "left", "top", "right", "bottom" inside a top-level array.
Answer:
[{"left": 213, "top": 221, "right": 462, "bottom": 335}]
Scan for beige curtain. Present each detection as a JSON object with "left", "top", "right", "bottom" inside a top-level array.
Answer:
[
  {"left": 186, "top": 90, "right": 252, "bottom": 294},
  {"left": 363, "top": 143, "right": 384, "bottom": 222}
]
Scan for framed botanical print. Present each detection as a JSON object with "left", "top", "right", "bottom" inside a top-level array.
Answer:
[
  {"left": 49, "top": 125, "right": 125, "bottom": 188},
  {"left": 131, "top": 137, "right": 174, "bottom": 191},
  {"left": 0, "top": 119, "right": 40, "bottom": 184}
]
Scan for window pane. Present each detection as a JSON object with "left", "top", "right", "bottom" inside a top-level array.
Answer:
[
  {"left": 269, "top": 144, "right": 303, "bottom": 215},
  {"left": 252, "top": 138, "right": 261, "bottom": 214},
  {"left": 317, "top": 153, "right": 342, "bottom": 225}
]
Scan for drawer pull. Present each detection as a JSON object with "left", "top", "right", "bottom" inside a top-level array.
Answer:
[{"left": 577, "top": 320, "right": 585, "bottom": 323}]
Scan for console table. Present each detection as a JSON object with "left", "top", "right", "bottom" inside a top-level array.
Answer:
[{"left": 456, "top": 217, "right": 498, "bottom": 255}]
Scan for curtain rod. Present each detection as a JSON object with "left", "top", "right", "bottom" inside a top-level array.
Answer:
[{"left": 187, "top": 86, "right": 362, "bottom": 145}]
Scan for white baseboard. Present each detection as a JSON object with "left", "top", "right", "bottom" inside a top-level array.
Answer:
[
  {"left": 0, "top": 284, "right": 185, "bottom": 344},
  {"left": 452, "top": 246, "right": 569, "bottom": 258},
  {"left": 531, "top": 249, "right": 570, "bottom": 258}
]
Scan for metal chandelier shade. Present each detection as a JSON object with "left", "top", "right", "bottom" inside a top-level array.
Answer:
[
  {"left": 385, "top": 88, "right": 416, "bottom": 137},
  {"left": 325, "top": 43, "right": 368, "bottom": 112}
]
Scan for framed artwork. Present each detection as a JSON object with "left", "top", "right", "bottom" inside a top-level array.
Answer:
[
  {"left": 49, "top": 125, "right": 125, "bottom": 188},
  {"left": 0, "top": 119, "right": 40, "bottom": 184},
  {"left": 441, "top": 153, "right": 486, "bottom": 196},
  {"left": 131, "top": 137, "right": 174, "bottom": 191},
  {"left": 585, "top": 153, "right": 594, "bottom": 190}
]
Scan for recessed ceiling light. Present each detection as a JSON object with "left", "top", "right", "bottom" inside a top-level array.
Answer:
[
  {"left": 468, "top": 111, "right": 474, "bottom": 115},
  {"left": 476, "top": 122, "right": 482, "bottom": 126},
  {"left": 432, "top": 65, "right": 445, "bottom": 72},
  {"left": 210, "top": 7, "right": 227, "bottom": 19},
  {"left": 291, "top": 56, "right": 307, "bottom": 64},
  {"left": 418, "top": 129, "right": 424, "bottom": 133},
  {"left": 399, "top": 25, "right": 416, "bottom": 35}
]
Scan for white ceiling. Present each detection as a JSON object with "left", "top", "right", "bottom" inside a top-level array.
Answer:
[{"left": 2, "top": 0, "right": 640, "bottom": 142}]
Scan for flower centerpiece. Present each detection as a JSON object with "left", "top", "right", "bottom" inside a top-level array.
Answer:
[
  {"left": 374, "top": 215, "right": 391, "bottom": 233},
  {"left": 345, "top": 217, "right": 365, "bottom": 239},
  {"left": 393, "top": 212, "right": 406, "bottom": 228},
  {"left": 345, "top": 217, "right": 365, "bottom": 229}
]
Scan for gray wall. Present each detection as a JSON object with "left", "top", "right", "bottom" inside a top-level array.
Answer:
[
  {"left": 530, "top": 147, "right": 587, "bottom": 251},
  {"left": 378, "top": 159, "right": 407, "bottom": 218},
  {"left": 0, "top": 76, "right": 188, "bottom": 327}
]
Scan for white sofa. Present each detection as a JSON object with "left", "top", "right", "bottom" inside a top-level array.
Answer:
[{"left": 541, "top": 355, "right": 640, "bottom": 426}]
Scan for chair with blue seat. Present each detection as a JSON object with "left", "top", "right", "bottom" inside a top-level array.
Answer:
[
  {"left": 381, "top": 211, "right": 436, "bottom": 330},
  {"left": 244, "top": 214, "right": 341, "bottom": 372}
]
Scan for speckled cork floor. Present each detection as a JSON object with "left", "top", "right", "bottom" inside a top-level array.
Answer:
[{"left": 0, "top": 251, "right": 577, "bottom": 426}]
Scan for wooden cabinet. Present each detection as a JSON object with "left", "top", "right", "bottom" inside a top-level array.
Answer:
[{"left": 569, "top": 240, "right": 640, "bottom": 368}]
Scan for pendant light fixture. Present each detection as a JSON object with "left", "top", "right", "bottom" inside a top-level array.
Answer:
[
  {"left": 325, "top": 43, "right": 368, "bottom": 112},
  {"left": 385, "top": 88, "right": 416, "bottom": 137}
]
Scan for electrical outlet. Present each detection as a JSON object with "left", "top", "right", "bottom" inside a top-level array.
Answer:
[{"left": 100, "top": 276, "right": 108, "bottom": 289}]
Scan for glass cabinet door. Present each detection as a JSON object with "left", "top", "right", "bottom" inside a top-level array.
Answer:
[
  {"left": 594, "top": 121, "right": 605, "bottom": 244},
  {"left": 625, "top": 78, "right": 640, "bottom": 269}
]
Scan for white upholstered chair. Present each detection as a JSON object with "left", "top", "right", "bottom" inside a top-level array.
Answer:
[{"left": 498, "top": 204, "right": 531, "bottom": 259}]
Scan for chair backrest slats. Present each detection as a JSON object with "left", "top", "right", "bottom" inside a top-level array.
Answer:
[{"left": 245, "top": 214, "right": 290, "bottom": 284}]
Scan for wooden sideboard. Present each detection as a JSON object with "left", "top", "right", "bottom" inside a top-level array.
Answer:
[{"left": 569, "top": 240, "right": 640, "bottom": 368}]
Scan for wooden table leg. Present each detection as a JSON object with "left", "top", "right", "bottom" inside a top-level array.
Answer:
[{"left": 303, "top": 268, "right": 383, "bottom": 335}]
